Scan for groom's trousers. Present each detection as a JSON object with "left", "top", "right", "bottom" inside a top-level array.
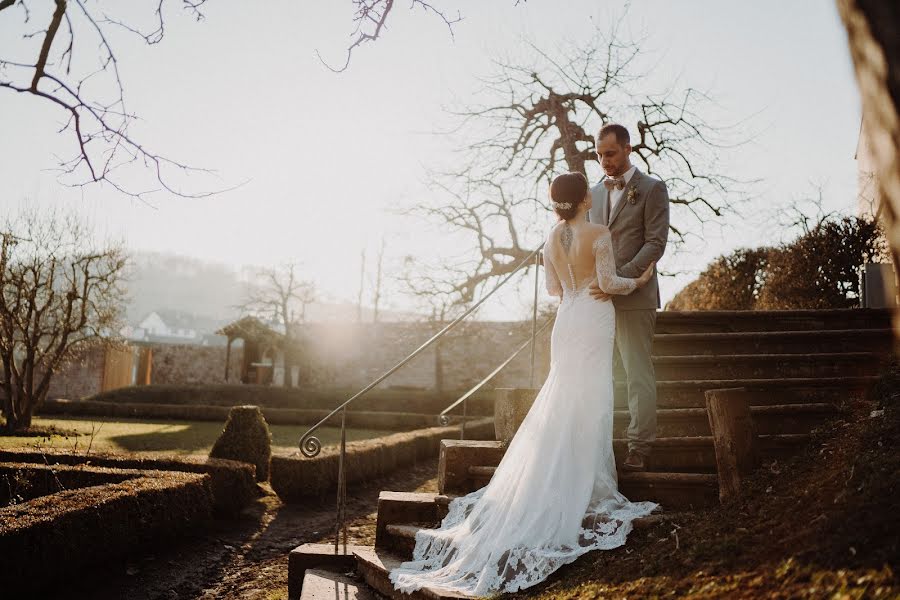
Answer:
[{"left": 613, "top": 308, "right": 658, "bottom": 457}]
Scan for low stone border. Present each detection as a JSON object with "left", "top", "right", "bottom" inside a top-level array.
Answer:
[
  {"left": 270, "top": 418, "right": 495, "bottom": 503},
  {"left": 0, "top": 462, "right": 213, "bottom": 594},
  {"left": 40, "top": 398, "right": 476, "bottom": 430},
  {"left": 0, "top": 448, "right": 256, "bottom": 517}
]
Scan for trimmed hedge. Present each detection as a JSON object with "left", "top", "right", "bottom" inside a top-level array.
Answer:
[
  {"left": 270, "top": 418, "right": 495, "bottom": 503},
  {"left": 82, "top": 383, "right": 496, "bottom": 415},
  {"left": 0, "top": 448, "right": 256, "bottom": 517},
  {"left": 40, "top": 397, "right": 473, "bottom": 430},
  {"left": 0, "top": 464, "right": 135, "bottom": 505},
  {"left": 210, "top": 405, "right": 272, "bottom": 481},
  {"left": 0, "top": 462, "right": 213, "bottom": 594}
]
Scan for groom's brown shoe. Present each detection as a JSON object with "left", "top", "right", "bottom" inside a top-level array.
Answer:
[{"left": 622, "top": 450, "right": 648, "bottom": 472}]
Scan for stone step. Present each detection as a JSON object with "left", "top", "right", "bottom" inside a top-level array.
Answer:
[
  {"left": 439, "top": 434, "right": 810, "bottom": 495},
  {"left": 650, "top": 328, "right": 894, "bottom": 356},
  {"left": 288, "top": 543, "right": 372, "bottom": 600},
  {"left": 463, "top": 468, "right": 718, "bottom": 510},
  {"left": 611, "top": 403, "right": 837, "bottom": 438},
  {"left": 654, "top": 308, "right": 891, "bottom": 334},
  {"left": 437, "top": 434, "right": 808, "bottom": 496},
  {"left": 611, "top": 434, "right": 807, "bottom": 471},
  {"left": 616, "top": 376, "right": 876, "bottom": 408},
  {"left": 354, "top": 547, "right": 469, "bottom": 600},
  {"left": 614, "top": 352, "right": 882, "bottom": 381},
  {"left": 381, "top": 512, "right": 676, "bottom": 557},
  {"left": 300, "top": 569, "right": 377, "bottom": 600}
]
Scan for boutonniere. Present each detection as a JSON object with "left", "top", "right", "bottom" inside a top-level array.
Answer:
[{"left": 626, "top": 186, "right": 639, "bottom": 205}]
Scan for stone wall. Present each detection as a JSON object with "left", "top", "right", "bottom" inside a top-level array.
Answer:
[
  {"left": 46, "top": 347, "right": 106, "bottom": 399},
  {"left": 292, "top": 321, "right": 552, "bottom": 391},
  {"left": 38, "top": 321, "right": 552, "bottom": 399},
  {"left": 149, "top": 343, "right": 243, "bottom": 385}
]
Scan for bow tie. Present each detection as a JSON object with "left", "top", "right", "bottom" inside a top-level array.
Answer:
[{"left": 603, "top": 177, "right": 626, "bottom": 191}]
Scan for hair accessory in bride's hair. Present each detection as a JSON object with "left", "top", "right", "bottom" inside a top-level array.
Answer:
[{"left": 552, "top": 201, "right": 572, "bottom": 209}]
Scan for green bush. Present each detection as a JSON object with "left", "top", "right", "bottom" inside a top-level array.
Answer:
[
  {"left": 668, "top": 248, "right": 770, "bottom": 310},
  {"left": 757, "top": 217, "right": 887, "bottom": 309},
  {"left": 669, "top": 216, "right": 888, "bottom": 311}
]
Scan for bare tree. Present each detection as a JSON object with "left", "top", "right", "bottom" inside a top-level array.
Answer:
[
  {"left": 0, "top": 0, "right": 231, "bottom": 201},
  {"left": 0, "top": 208, "right": 127, "bottom": 432},
  {"left": 405, "top": 24, "right": 744, "bottom": 306},
  {"left": 240, "top": 263, "right": 316, "bottom": 388},
  {"left": 357, "top": 249, "right": 366, "bottom": 323},
  {"left": 397, "top": 254, "right": 467, "bottom": 392}
]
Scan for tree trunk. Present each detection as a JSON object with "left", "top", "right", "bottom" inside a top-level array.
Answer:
[
  {"left": 837, "top": 0, "right": 900, "bottom": 335},
  {"left": 705, "top": 388, "right": 759, "bottom": 504},
  {"left": 3, "top": 387, "right": 22, "bottom": 432},
  {"left": 283, "top": 348, "right": 294, "bottom": 389}
]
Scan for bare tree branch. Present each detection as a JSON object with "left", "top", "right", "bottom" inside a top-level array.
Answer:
[
  {"left": 404, "top": 24, "right": 748, "bottom": 306},
  {"left": 1, "top": 0, "right": 232, "bottom": 200},
  {"left": 239, "top": 263, "right": 316, "bottom": 388},
  {"left": 317, "top": 0, "right": 480, "bottom": 72}
]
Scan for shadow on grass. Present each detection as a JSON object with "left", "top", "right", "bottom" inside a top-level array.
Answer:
[{"left": 107, "top": 420, "right": 224, "bottom": 454}]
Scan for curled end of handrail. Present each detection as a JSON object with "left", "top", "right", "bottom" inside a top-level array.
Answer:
[
  {"left": 300, "top": 434, "right": 322, "bottom": 457},
  {"left": 438, "top": 414, "right": 450, "bottom": 426}
]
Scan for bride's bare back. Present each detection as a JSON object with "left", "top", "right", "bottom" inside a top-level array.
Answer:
[{"left": 544, "top": 221, "right": 637, "bottom": 296}]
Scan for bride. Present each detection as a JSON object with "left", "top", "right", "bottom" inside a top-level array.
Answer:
[{"left": 389, "top": 171, "right": 658, "bottom": 597}]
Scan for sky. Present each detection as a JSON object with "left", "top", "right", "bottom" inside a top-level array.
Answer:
[{"left": 0, "top": 1, "right": 863, "bottom": 320}]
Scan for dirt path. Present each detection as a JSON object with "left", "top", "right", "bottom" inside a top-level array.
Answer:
[{"left": 54, "top": 462, "right": 440, "bottom": 600}]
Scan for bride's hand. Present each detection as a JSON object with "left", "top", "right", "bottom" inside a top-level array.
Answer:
[{"left": 636, "top": 262, "right": 656, "bottom": 287}]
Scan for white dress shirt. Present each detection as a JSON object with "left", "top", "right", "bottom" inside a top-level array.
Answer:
[{"left": 609, "top": 165, "right": 637, "bottom": 218}]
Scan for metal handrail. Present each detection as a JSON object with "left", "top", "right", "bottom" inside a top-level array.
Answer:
[
  {"left": 437, "top": 316, "right": 555, "bottom": 435},
  {"left": 297, "top": 242, "right": 545, "bottom": 460},
  {"left": 298, "top": 241, "right": 548, "bottom": 555}
]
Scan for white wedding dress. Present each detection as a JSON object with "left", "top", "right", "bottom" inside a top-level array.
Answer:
[{"left": 389, "top": 226, "right": 658, "bottom": 597}]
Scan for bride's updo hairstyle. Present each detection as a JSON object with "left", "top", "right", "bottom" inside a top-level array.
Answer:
[{"left": 550, "top": 172, "right": 589, "bottom": 221}]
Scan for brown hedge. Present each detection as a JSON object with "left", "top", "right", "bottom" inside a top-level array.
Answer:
[
  {"left": 40, "top": 398, "right": 475, "bottom": 430},
  {"left": 0, "top": 462, "right": 213, "bottom": 595},
  {"left": 0, "top": 448, "right": 255, "bottom": 517},
  {"left": 80, "top": 383, "right": 495, "bottom": 415},
  {"left": 270, "top": 418, "right": 495, "bottom": 503}
]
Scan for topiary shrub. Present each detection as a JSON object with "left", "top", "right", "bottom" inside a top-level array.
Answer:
[{"left": 210, "top": 405, "right": 272, "bottom": 481}]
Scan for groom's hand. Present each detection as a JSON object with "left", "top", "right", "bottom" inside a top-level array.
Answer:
[{"left": 589, "top": 283, "right": 612, "bottom": 302}]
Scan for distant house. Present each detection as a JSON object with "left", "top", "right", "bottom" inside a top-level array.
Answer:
[{"left": 130, "top": 309, "right": 229, "bottom": 346}]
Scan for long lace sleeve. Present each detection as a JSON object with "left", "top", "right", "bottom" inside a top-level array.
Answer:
[
  {"left": 543, "top": 242, "right": 563, "bottom": 297},
  {"left": 593, "top": 232, "right": 637, "bottom": 295}
]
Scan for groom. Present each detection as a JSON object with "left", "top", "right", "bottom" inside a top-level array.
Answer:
[{"left": 588, "top": 123, "right": 669, "bottom": 471}]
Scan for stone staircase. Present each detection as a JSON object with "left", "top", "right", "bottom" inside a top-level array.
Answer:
[{"left": 287, "top": 309, "right": 893, "bottom": 600}]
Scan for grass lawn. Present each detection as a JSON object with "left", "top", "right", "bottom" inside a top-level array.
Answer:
[{"left": 0, "top": 415, "right": 395, "bottom": 457}]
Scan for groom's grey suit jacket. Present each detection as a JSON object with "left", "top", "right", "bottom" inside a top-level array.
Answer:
[{"left": 587, "top": 168, "right": 670, "bottom": 310}]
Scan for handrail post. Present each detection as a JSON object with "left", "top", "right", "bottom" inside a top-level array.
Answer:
[
  {"left": 334, "top": 405, "right": 348, "bottom": 554},
  {"left": 460, "top": 396, "right": 467, "bottom": 440},
  {"left": 530, "top": 251, "right": 540, "bottom": 388}
]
